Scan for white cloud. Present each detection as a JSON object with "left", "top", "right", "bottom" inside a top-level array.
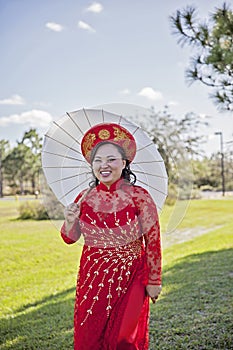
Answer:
[
  {"left": 168, "top": 100, "right": 179, "bottom": 107},
  {"left": 78, "top": 20, "right": 96, "bottom": 33},
  {"left": 119, "top": 89, "right": 131, "bottom": 95},
  {"left": 0, "top": 110, "right": 53, "bottom": 128},
  {"left": 0, "top": 94, "right": 25, "bottom": 105},
  {"left": 46, "top": 22, "right": 64, "bottom": 32},
  {"left": 138, "top": 87, "right": 163, "bottom": 101},
  {"left": 85, "top": 2, "right": 103, "bottom": 13}
]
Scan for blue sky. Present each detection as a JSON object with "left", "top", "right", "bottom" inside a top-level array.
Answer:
[{"left": 0, "top": 0, "right": 232, "bottom": 155}]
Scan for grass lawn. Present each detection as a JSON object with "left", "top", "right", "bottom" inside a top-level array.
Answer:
[{"left": 0, "top": 199, "right": 233, "bottom": 349}]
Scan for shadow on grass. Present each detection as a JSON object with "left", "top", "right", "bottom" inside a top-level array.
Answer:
[
  {"left": 150, "top": 248, "right": 233, "bottom": 350},
  {"left": 0, "top": 288, "right": 76, "bottom": 350},
  {"left": 15, "top": 287, "right": 75, "bottom": 313}
]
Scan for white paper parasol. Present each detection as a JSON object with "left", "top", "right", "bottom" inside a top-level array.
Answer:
[{"left": 41, "top": 108, "right": 168, "bottom": 212}]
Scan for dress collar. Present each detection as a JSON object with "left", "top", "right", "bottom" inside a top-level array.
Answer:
[{"left": 97, "top": 178, "right": 125, "bottom": 193}]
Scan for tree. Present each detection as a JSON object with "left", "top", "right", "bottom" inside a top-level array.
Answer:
[
  {"left": 21, "top": 128, "right": 42, "bottom": 155},
  {"left": 0, "top": 140, "right": 10, "bottom": 197},
  {"left": 225, "top": 140, "right": 233, "bottom": 183},
  {"left": 192, "top": 151, "right": 233, "bottom": 192},
  {"left": 137, "top": 106, "right": 206, "bottom": 177},
  {"left": 3, "top": 129, "right": 43, "bottom": 194},
  {"left": 4, "top": 143, "right": 33, "bottom": 194},
  {"left": 192, "top": 156, "right": 220, "bottom": 189},
  {"left": 170, "top": 2, "right": 233, "bottom": 111},
  {"left": 21, "top": 129, "right": 42, "bottom": 193},
  {"left": 131, "top": 106, "right": 207, "bottom": 202}
]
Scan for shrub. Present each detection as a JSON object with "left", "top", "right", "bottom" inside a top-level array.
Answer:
[
  {"left": 39, "top": 173, "right": 65, "bottom": 220},
  {"left": 18, "top": 201, "right": 49, "bottom": 220},
  {"left": 166, "top": 183, "right": 177, "bottom": 206},
  {"left": 42, "top": 193, "right": 64, "bottom": 220}
]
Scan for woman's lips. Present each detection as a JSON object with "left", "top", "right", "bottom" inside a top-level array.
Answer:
[{"left": 100, "top": 171, "right": 112, "bottom": 177}]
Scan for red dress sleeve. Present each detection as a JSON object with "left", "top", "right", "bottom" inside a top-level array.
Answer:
[
  {"left": 133, "top": 186, "right": 162, "bottom": 285},
  {"left": 60, "top": 190, "right": 85, "bottom": 245},
  {"left": 60, "top": 220, "right": 80, "bottom": 244}
]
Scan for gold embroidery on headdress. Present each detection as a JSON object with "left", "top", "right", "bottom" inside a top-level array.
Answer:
[
  {"left": 113, "top": 127, "right": 130, "bottom": 141},
  {"left": 98, "top": 129, "right": 110, "bottom": 140},
  {"left": 123, "top": 140, "right": 134, "bottom": 158},
  {"left": 83, "top": 133, "right": 96, "bottom": 155}
]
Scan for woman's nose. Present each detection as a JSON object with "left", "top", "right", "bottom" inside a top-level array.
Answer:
[{"left": 100, "top": 161, "right": 109, "bottom": 167}]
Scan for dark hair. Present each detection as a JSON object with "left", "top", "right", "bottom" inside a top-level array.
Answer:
[{"left": 89, "top": 141, "right": 137, "bottom": 188}]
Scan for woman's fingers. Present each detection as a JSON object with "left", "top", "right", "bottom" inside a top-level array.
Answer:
[
  {"left": 64, "top": 203, "right": 80, "bottom": 223},
  {"left": 146, "top": 285, "right": 162, "bottom": 303},
  {"left": 151, "top": 296, "right": 159, "bottom": 304}
]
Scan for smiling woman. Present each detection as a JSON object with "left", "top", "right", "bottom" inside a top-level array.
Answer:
[{"left": 60, "top": 121, "right": 162, "bottom": 350}]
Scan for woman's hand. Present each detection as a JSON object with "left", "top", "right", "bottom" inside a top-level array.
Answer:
[
  {"left": 64, "top": 203, "right": 80, "bottom": 235},
  {"left": 64, "top": 203, "right": 80, "bottom": 224},
  {"left": 61, "top": 203, "right": 81, "bottom": 242},
  {"left": 146, "top": 285, "right": 162, "bottom": 304}
]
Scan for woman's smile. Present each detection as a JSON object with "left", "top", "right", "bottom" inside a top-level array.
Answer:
[{"left": 100, "top": 170, "right": 112, "bottom": 177}]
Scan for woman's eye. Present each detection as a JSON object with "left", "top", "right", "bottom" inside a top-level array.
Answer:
[{"left": 93, "top": 158, "right": 118, "bottom": 164}]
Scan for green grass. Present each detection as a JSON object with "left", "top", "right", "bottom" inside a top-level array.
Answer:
[
  {"left": 0, "top": 199, "right": 233, "bottom": 349},
  {"left": 160, "top": 199, "right": 233, "bottom": 232},
  {"left": 150, "top": 226, "right": 233, "bottom": 349}
]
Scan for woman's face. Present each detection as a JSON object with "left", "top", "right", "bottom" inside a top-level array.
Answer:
[{"left": 92, "top": 143, "right": 126, "bottom": 188}]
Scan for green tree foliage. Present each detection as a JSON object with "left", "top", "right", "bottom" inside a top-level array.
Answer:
[
  {"left": 0, "top": 140, "right": 10, "bottom": 197},
  {"left": 170, "top": 2, "right": 233, "bottom": 111},
  {"left": 3, "top": 129, "right": 42, "bottom": 195},
  {"left": 192, "top": 150, "right": 233, "bottom": 191},
  {"left": 192, "top": 156, "right": 220, "bottom": 190},
  {"left": 21, "top": 128, "right": 42, "bottom": 192},
  {"left": 4, "top": 143, "right": 33, "bottom": 194},
  {"left": 21, "top": 128, "right": 42, "bottom": 154}
]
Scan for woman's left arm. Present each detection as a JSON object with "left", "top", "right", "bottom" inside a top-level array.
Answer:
[
  {"left": 144, "top": 215, "right": 162, "bottom": 301},
  {"left": 144, "top": 217, "right": 161, "bottom": 286},
  {"left": 133, "top": 187, "right": 162, "bottom": 301}
]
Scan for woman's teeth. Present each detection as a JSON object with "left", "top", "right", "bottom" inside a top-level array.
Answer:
[{"left": 100, "top": 171, "right": 111, "bottom": 177}]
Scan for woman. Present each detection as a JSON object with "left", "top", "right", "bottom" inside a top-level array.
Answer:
[{"left": 61, "top": 123, "right": 162, "bottom": 350}]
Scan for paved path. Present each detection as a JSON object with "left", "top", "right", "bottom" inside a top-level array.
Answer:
[{"left": 162, "top": 226, "right": 222, "bottom": 249}]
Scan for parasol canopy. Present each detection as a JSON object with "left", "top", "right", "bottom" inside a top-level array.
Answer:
[{"left": 41, "top": 108, "right": 168, "bottom": 212}]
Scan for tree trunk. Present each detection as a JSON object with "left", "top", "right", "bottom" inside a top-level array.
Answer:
[
  {"left": 20, "top": 175, "right": 24, "bottom": 195},
  {"left": 31, "top": 176, "right": 35, "bottom": 194}
]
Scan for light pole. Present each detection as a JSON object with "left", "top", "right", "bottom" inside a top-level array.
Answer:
[{"left": 215, "top": 132, "right": 225, "bottom": 196}]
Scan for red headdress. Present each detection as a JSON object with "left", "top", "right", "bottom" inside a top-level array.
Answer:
[{"left": 81, "top": 123, "right": 136, "bottom": 164}]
